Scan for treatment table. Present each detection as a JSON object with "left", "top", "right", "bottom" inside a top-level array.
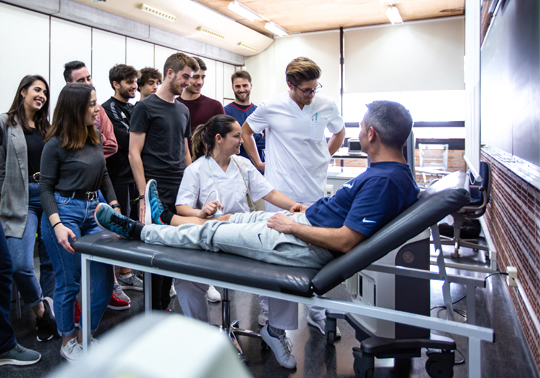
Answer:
[{"left": 74, "top": 172, "right": 494, "bottom": 377}]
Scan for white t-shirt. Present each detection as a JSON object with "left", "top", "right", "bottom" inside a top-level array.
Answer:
[
  {"left": 247, "top": 92, "right": 344, "bottom": 210},
  {"left": 176, "top": 155, "right": 273, "bottom": 214}
]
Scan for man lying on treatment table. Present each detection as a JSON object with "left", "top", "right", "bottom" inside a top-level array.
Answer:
[{"left": 94, "top": 100, "right": 420, "bottom": 369}]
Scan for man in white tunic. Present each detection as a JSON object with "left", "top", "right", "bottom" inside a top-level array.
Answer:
[{"left": 241, "top": 57, "right": 346, "bottom": 345}]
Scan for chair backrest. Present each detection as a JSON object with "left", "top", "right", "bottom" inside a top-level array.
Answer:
[
  {"left": 311, "top": 171, "right": 470, "bottom": 295},
  {"left": 469, "top": 161, "right": 491, "bottom": 206}
]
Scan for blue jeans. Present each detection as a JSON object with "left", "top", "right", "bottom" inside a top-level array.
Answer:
[
  {"left": 6, "top": 182, "right": 54, "bottom": 307},
  {"left": 0, "top": 222, "right": 17, "bottom": 353},
  {"left": 41, "top": 193, "right": 114, "bottom": 337}
]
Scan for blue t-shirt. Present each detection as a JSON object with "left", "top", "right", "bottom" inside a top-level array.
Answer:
[
  {"left": 224, "top": 102, "right": 265, "bottom": 171},
  {"left": 306, "top": 162, "right": 420, "bottom": 237}
]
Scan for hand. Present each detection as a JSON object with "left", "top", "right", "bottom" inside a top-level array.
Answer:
[
  {"left": 139, "top": 200, "right": 145, "bottom": 225},
  {"left": 255, "top": 161, "right": 265, "bottom": 172},
  {"left": 197, "top": 200, "right": 223, "bottom": 218},
  {"left": 267, "top": 213, "right": 296, "bottom": 234},
  {"left": 54, "top": 224, "right": 77, "bottom": 254},
  {"left": 290, "top": 203, "right": 308, "bottom": 213}
]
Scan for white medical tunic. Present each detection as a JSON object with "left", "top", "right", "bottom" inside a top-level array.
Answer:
[
  {"left": 176, "top": 156, "right": 273, "bottom": 214},
  {"left": 247, "top": 92, "right": 344, "bottom": 211}
]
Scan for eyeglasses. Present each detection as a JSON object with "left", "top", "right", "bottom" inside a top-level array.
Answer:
[{"left": 291, "top": 82, "right": 322, "bottom": 96}]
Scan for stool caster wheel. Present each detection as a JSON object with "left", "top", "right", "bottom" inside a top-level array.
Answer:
[
  {"left": 353, "top": 347, "right": 374, "bottom": 378},
  {"left": 326, "top": 317, "right": 337, "bottom": 345},
  {"left": 425, "top": 350, "right": 455, "bottom": 378}
]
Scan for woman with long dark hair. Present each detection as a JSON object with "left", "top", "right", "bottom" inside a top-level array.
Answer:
[
  {"left": 40, "top": 83, "right": 119, "bottom": 361},
  {"left": 0, "top": 75, "right": 57, "bottom": 342}
]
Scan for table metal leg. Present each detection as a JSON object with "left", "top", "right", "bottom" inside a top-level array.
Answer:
[
  {"left": 144, "top": 272, "right": 152, "bottom": 314},
  {"left": 81, "top": 255, "right": 91, "bottom": 353}
]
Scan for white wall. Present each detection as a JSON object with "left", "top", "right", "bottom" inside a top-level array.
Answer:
[
  {"left": 344, "top": 18, "right": 465, "bottom": 93},
  {"left": 0, "top": 4, "right": 49, "bottom": 112},
  {"left": 245, "top": 18, "right": 465, "bottom": 109},
  {"left": 0, "top": 2, "right": 235, "bottom": 115}
]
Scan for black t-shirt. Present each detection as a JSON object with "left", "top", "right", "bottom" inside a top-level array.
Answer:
[
  {"left": 130, "top": 94, "right": 191, "bottom": 184},
  {"left": 25, "top": 128, "right": 45, "bottom": 177},
  {"left": 102, "top": 97, "right": 135, "bottom": 183}
]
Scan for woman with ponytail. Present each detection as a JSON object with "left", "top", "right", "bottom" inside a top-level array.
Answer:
[{"left": 150, "top": 114, "right": 297, "bottom": 322}]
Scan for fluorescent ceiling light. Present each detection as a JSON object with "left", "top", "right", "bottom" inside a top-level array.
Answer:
[
  {"left": 264, "top": 21, "right": 289, "bottom": 37},
  {"left": 140, "top": 4, "right": 176, "bottom": 22},
  {"left": 197, "top": 26, "right": 225, "bottom": 39},
  {"left": 228, "top": 1, "right": 261, "bottom": 22},
  {"left": 238, "top": 42, "right": 258, "bottom": 52},
  {"left": 386, "top": 6, "right": 403, "bottom": 25}
]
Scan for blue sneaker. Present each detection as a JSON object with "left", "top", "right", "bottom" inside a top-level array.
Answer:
[
  {"left": 145, "top": 179, "right": 166, "bottom": 225},
  {"left": 94, "top": 203, "right": 138, "bottom": 238}
]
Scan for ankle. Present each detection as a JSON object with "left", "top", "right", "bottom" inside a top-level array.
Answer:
[{"left": 268, "top": 325, "right": 286, "bottom": 337}]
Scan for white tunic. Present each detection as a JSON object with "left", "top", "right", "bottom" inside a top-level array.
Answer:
[
  {"left": 247, "top": 91, "right": 344, "bottom": 210},
  {"left": 176, "top": 155, "right": 273, "bottom": 214}
]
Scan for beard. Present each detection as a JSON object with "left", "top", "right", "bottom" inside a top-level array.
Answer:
[
  {"left": 119, "top": 87, "right": 135, "bottom": 99},
  {"left": 234, "top": 89, "right": 250, "bottom": 102}
]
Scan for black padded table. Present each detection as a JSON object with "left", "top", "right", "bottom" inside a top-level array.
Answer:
[{"left": 74, "top": 172, "right": 494, "bottom": 377}]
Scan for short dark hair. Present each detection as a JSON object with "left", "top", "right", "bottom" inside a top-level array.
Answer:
[
  {"left": 63, "top": 61, "right": 86, "bottom": 82},
  {"left": 163, "top": 53, "right": 199, "bottom": 76},
  {"left": 363, "top": 101, "right": 413, "bottom": 150},
  {"left": 231, "top": 70, "right": 252, "bottom": 84},
  {"left": 193, "top": 57, "right": 207, "bottom": 71},
  {"left": 46, "top": 83, "right": 100, "bottom": 149},
  {"left": 285, "top": 57, "right": 321, "bottom": 86},
  {"left": 138, "top": 67, "right": 162, "bottom": 91},
  {"left": 109, "top": 64, "right": 139, "bottom": 90}
]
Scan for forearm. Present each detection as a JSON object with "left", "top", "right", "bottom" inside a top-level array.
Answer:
[
  {"left": 241, "top": 122, "right": 263, "bottom": 166},
  {"left": 327, "top": 128, "right": 346, "bottom": 156},
  {"left": 263, "top": 190, "right": 296, "bottom": 211},
  {"left": 129, "top": 152, "right": 146, "bottom": 196},
  {"left": 176, "top": 204, "right": 200, "bottom": 217}
]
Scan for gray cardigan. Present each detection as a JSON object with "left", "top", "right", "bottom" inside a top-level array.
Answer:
[{"left": 0, "top": 113, "right": 29, "bottom": 238}]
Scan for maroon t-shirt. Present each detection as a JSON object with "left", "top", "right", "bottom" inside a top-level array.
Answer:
[{"left": 177, "top": 95, "right": 225, "bottom": 155}]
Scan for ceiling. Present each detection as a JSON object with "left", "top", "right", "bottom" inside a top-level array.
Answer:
[{"left": 73, "top": 0, "right": 464, "bottom": 56}]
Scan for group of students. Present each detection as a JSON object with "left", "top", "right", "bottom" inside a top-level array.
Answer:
[{"left": 0, "top": 51, "right": 420, "bottom": 371}]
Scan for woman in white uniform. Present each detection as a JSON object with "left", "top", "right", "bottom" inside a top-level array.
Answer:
[{"left": 172, "top": 114, "right": 297, "bottom": 321}]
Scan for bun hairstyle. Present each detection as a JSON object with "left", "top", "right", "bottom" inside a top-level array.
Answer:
[{"left": 191, "top": 114, "right": 238, "bottom": 160}]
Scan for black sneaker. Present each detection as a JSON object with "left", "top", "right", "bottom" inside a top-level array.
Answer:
[
  {"left": 36, "top": 297, "right": 57, "bottom": 342},
  {"left": 94, "top": 203, "right": 139, "bottom": 239}
]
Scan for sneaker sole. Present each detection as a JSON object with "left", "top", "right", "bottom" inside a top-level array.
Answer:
[
  {"left": 107, "top": 304, "right": 130, "bottom": 311},
  {"left": 0, "top": 356, "right": 41, "bottom": 366},
  {"left": 144, "top": 180, "right": 153, "bottom": 225},
  {"left": 60, "top": 350, "right": 79, "bottom": 362},
  {"left": 36, "top": 334, "right": 54, "bottom": 342},
  {"left": 119, "top": 284, "right": 143, "bottom": 292}
]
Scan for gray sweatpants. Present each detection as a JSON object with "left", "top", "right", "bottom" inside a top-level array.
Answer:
[{"left": 141, "top": 211, "right": 335, "bottom": 329}]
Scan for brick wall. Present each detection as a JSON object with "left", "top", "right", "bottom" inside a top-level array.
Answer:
[{"left": 481, "top": 150, "right": 540, "bottom": 371}]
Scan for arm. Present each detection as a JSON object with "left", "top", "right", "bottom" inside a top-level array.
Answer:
[
  {"left": 267, "top": 213, "right": 366, "bottom": 253},
  {"left": 262, "top": 189, "right": 297, "bottom": 212},
  {"left": 242, "top": 121, "right": 264, "bottom": 171},
  {"left": 327, "top": 127, "right": 346, "bottom": 156},
  {"left": 176, "top": 200, "right": 223, "bottom": 218},
  {"left": 184, "top": 138, "right": 192, "bottom": 167},
  {"left": 97, "top": 106, "right": 118, "bottom": 158},
  {"left": 128, "top": 131, "right": 147, "bottom": 223}
]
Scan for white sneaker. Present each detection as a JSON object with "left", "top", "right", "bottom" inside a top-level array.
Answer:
[
  {"left": 260, "top": 325, "right": 296, "bottom": 369},
  {"left": 258, "top": 308, "right": 269, "bottom": 326},
  {"left": 114, "top": 281, "right": 131, "bottom": 303},
  {"left": 170, "top": 280, "right": 177, "bottom": 298},
  {"left": 117, "top": 273, "right": 143, "bottom": 292},
  {"left": 306, "top": 314, "right": 341, "bottom": 338},
  {"left": 60, "top": 338, "right": 83, "bottom": 362},
  {"left": 207, "top": 285, "right": 221, "bottom": 302}
]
